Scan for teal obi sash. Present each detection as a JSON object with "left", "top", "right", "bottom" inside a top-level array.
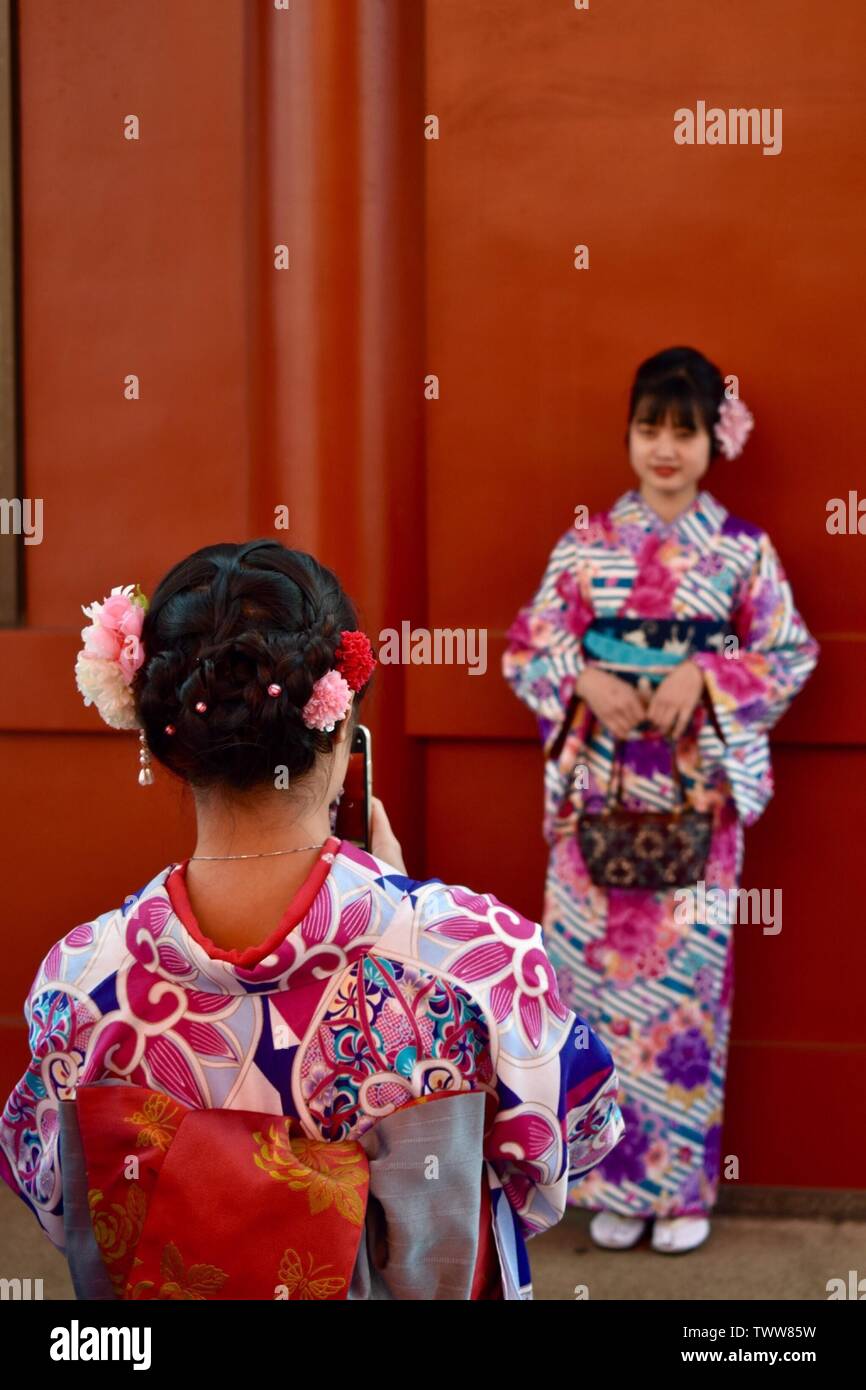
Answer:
[{"left": 582, "top": 618, "right": 732, "bottom": 686}]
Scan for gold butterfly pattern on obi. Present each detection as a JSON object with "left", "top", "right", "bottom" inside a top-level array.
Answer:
[
  {"left": 252, "top": 1121, "right": 368, "bottom": 1226},
  {"left": 124, "top": 1093, "right": 182, "bottom": 1151},
  {"left": 126, "top": 1241, "right": 229, "bottom": 1300},
  {"left": 277, "top": 1248, "right": 347, "bottom": 1300}
]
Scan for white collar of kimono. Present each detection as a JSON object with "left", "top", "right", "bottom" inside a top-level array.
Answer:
[{"left": 611, "top": 487, "right": 727, "bottom": 546}]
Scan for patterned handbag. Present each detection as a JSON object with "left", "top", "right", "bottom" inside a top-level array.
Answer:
[{"left": 575, "top": 735, "right": 712, "bottom": 891}]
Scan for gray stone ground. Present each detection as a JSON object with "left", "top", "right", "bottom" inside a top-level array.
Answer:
[
  {"left": 1, "top": 1185, "right": 862, "bottom": 1300},
  {"left": 532, "top": 1209, "right": 865, "bottom": 1301}
]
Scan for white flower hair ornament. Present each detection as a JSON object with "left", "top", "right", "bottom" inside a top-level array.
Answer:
[
  {"left": 74, "top": 583, "right": 153, "bottom": 783},
  {"left": 714, "top": 396, "right": 754, "bottom": 460},
  {"left": 75, "top": 584, "right": 148, "bottom": 731}
]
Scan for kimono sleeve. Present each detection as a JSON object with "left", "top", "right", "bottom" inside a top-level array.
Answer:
[
  {"left": 691, "top": 530, "right": 820, "bottom": 743},
  {"left": 421, "top": 884, "right": 627, "bottom": 1242},
  {"left": 501, "top": 524, "right": 596, "bottom": 740},
  {"left": 484, "top": 1000, "right": 625, "bottom": 1242},
  {"left": 0, "top": 949, "right": 75, "bottom": 1253}
]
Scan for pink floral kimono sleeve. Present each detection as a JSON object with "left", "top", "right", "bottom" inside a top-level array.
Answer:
[
  {"left": 501, "top": 525, "right": 595, "bottom": 742},
  {"left": 690, "top": 531, "right": 820, "bottom": 744}
]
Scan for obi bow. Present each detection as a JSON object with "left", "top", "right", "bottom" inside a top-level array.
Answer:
[{"left": 59, "top": 1081, "right": 499, "bottom": 1300}]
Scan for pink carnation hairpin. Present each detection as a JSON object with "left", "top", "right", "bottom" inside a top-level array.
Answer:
[
  {"left": 301, "top": 669, "right": 353, "bottom": 733},
  {"left": 301, "top": 629, "right": 377, "bottom": 732},
  {"left": 74, "top": 583, "right": 148, "bottom": 731},
  {"left": 714, "top": 397, "right": 754, "bottom": 460},
  {"left": 74, "top": 581, "right": 153, "bottom": 784}
]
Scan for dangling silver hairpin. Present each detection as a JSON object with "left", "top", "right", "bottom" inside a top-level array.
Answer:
[{"left": 137, "top": 728, "right": 154, "bottom": 787}]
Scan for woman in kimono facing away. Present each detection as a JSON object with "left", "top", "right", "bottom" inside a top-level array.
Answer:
[
  {"left": 0, "top": 540, "right": 624, "bottom": 1301},
  {"left": 502, "top": 346, "right": 819, "bottom": 1255}
]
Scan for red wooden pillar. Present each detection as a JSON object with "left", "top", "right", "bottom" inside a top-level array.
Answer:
[{"left": 247, "top": 0, "right": 427, "bottom": 869}]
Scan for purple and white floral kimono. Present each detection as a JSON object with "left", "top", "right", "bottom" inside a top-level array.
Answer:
[
  {"left": 502, "top": 487, "right": 819, "bottom": 1219},
  {"left": 0, "top": 835, "right": 624, "bottom": 1299}
]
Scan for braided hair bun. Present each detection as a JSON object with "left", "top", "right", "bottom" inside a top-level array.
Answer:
[{"left": 131, "top": 540, "right": 373, "bottom": 791}]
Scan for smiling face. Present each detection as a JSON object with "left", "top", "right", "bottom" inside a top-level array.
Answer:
[{"left": 628, "top": 397, "right": 712, "bottom": 506}]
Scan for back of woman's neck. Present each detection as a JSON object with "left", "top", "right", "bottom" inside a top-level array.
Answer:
[{"left": 182, "top": 843, "right": 330, "bottom": 951}]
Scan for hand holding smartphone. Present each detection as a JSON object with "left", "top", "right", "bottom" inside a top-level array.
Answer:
[
  {"left": 329, "top": 724, "right": 407, "bottom": 873},
  {"left": 331, "top": 723, "right": 372, "bottom": 849}
]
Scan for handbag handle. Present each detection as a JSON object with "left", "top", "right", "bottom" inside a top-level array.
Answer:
[
  {"left": 546, "top": 689, "right": 697, "bottom": 812},
  {"left": 546, "top": 692, "right": 582, "bottom": 763},
  {"left": 603, "top": 734, "right": 691, "bottom": 814}
]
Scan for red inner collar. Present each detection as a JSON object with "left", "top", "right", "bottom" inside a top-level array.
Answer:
[{"left": 165, "top": 836, "right": 342, "bottom": 967}]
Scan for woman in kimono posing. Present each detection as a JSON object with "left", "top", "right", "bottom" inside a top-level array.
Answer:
[
  {"left": 502, "top": 346, "right": 819, "bottom": 1255},
  {"left": 0, "top": 540, "right": 623, "bottom": 1301}
]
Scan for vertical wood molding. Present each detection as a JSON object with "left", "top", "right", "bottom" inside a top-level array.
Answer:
[
  {"left": 245, "top": 0, "right": 428, "bottom": 869},
  {"left": 0, "top": 0, "right": 20, "bottom": 625}
]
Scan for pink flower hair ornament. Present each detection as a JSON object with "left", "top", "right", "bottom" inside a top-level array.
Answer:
[
  {"left": 300, "top": 669, "right": 353, "bottom": 733},
  {"left": 74, "top": 583, "right": 148, "bottom": 731},
  {"left": 301, "top": 629, "right": 377, "bottom": 732},
  {"left": 714, "top": 396, "right": 754, "bottom": 460}
]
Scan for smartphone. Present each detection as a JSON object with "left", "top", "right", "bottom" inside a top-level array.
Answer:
[{"left": 330, "top": 723, "right": 372, "bottom": 850}]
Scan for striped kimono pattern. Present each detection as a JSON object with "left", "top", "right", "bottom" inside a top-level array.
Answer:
[{"left": 502, "top": 487, "right": 819, "bottom": 1219}]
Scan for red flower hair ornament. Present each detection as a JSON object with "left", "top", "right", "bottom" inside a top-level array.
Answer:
[{"left": 300, "top": 629, "right": 377, "bottom": 732}]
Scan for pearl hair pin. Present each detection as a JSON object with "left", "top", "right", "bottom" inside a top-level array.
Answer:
[{"left": 138, "top": 729, "right": 154, "bottom": 787}]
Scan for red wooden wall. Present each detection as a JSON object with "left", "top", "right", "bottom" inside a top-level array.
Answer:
[{"left": 1, "top": 0, "right": 863, "bottom": 1192}]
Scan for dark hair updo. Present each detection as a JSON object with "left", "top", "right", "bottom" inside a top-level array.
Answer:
[
  {"left": 131, "top": 540, "right": 373, "bottom": 794},
  {"left": 627, "top": 346, "right": 727, "bottom": 458}
]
